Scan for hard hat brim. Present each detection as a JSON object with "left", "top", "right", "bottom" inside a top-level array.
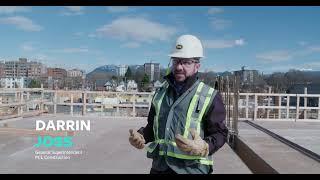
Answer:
[{"left": 168, "top": 52, "right": 204, "bottom": 59}]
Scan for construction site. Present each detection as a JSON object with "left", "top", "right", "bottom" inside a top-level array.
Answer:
[{"left": 0, "top": 77, "right": 320, "bottom": 174}]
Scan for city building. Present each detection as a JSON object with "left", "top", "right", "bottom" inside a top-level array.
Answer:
[
  {"left": 67, "top": 69, "right": 85, "bottom": 77},
  {"left": 0, "top": 61, "right": 5, "bottom": 77},
  {"left": 28, "top": 61, "right": 46, "bottom": 78},
  {"left": 234, "top": 66, "right": 259, "bottom": 85},
  {"left": 4, "top": 58, "right": 27, "bottom": 77},
  {"left": 144, "top": 61, "right": 160, "bottom": 82},
  {"left": 153, "top": 80, "right": 163, "bottom": 90},
  {"left": 3, "top": 58, "right": 46, "bottom": 78},
  {"left": 104, "top": 80, "right": 117, "bottom": 91},
  {"left": 127, "top": 80, "right": 138, "bottom": 92},
  {"left": 118, "top": 65, "right": 128, "bottom": 77},
  {"left": 47, "top": 68, "right": 67, "bottom": 79},
  {"left": 0, "top": 77, "right": 26, "bottom": 88}
]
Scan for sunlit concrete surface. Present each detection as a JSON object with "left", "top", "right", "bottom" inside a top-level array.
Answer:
[
  {"left": 238, "top": 121, "right": 320, "bottom": 174},
  {"left": 249, "top": 121, "right": 320, "bottom": 154}
]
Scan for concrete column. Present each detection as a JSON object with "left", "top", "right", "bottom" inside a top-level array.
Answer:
[
  {"left": 116, "top": 93, "right": 120, "bottom": 115},
  {"left": 286, "top": 95, "right": 290, "bottom": 119},
  {"left": 296, "top": 95, "right": 300, "bottom": 122},
  {"left": 278, "top": 96, "right": 281, "bottom": 119},
  {"left": 254, "top": 94, "right": 257, "bottom": 121},
  {"left": 245, "top": 95, "right": 249, "bottom": 119},
  {"left": 232, "top": 76, "right": 239, "bottom": 135},
  {"left": 318, "top": 97, "right": 320, "bottom": 120},
  {"left": 132, "top": 94, "right": 136, "bottom": 117},
  {"left": 304, "top": 87, "right": 307, "bottom": 119},
  {"left": 70, "top": 93, "right": 73, "bottom": 116},
  {"left": 27, "top": 91, "right": 30, "bottom": 112},
  {"left": 19, "top": 92, "right": 23, "bottom": 116},
  {"left": 54, "top": 91, "right": 57, "bottom": 115},
  {"left": 226, "top": 76, "right": 230, "bottom": 127},
  {"left": 82, "top": 91, "right": 86, "bottom": 116},
  {"left": 40, "top": 90, "right": 44, "bottom": 112},
  {"left": 267, "top": 87, "right": 271, "bottom": 119}
]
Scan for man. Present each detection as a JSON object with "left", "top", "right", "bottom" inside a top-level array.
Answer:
[{"left": 129, "top": 34, "right": 228, "bottom": 174}]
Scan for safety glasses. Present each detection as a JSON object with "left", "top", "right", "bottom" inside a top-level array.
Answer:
[{"left": 171, "top": 58, "right": 199, "bottom": 67}]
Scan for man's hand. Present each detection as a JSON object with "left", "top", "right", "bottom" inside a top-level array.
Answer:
[
  {"left": 129, "top": 129, "right": 145, "bottom": 149},
  {"left": 175, "top": 129, "right": 209, "bottom": 157}
]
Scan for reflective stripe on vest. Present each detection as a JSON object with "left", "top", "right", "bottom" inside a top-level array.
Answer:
[
  {"left": 147, "top": 81, "right": 216, "bottom": 166},
  {"left": 183, "top": 82, "right": 204, "bottom": 138},
  {"left": 152, "top": 82, "right": 169, "bottom": 141}
]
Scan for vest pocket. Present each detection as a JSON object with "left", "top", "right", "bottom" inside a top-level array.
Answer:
[
  {"left": 184, "top": 159, "right": 200, "bottom": 166},
  {"left": 196, "top": 95, "right": 206, "bottom": 113}
]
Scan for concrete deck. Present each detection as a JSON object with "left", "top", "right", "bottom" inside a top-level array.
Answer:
[
  {"left": 238, "top": 121, "right": 320, "bottom": 174},
  {"left": 248, "top": 120, "right": 320, "bottom": 154}
]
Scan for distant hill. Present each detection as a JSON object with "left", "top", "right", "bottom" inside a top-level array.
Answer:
[
  {"left": 303, "top": 70, "right": 320, "bottom": 78},
  {"left": 216, "top": 71, "right": 233, "bottom": 77},
  {"left": 128, "top": 65, "right": 144, "bottom": 74},
  {"left": 86, "top": 65, "right": 119, "bottom": 87},
  {"left": 87, "top": 65, "right": 118, "bottom": 77}
]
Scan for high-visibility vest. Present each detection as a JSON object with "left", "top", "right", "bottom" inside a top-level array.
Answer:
[{"left": 146, "top": 80, "right": 217, "bottom": 166}]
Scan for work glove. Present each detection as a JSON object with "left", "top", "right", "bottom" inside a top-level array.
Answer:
[
  {"left": 129, "top": 129, "right": 145, "bottom": 149},
  {"left": 175, "top": 128, "right": 209, "bottom": 157}
]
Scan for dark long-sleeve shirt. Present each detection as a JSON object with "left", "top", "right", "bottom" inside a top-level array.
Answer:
[{"left": 138, "top": 73, "right": 228, "bottom": 155}]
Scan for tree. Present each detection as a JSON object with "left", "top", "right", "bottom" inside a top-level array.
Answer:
[
  {"left": 140, "top": 73, "right": 151, "bottom": 91},
  {"left": 142, "top": 73, "right": 150, "bottom": 84},
  {"left": 198, "top": 71, "right": 217, "bottom": 87},
  {"left": 125, "top": 67, "right": 133, "bottom": 80},
  {"left": 111, "top": 75, "right": 118, "bottom": 82},
  {"left": 133, "top": 66, "right": 146, "bottom": 90},
  {"left": 28, "top": 79, "right": 41, "bottom": 88}
]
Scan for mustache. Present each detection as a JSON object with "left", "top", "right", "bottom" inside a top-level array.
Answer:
[{"left": 174, "top": 70, "right": 184, "bottom": 74}]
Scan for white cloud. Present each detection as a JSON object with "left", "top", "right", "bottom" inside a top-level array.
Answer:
[
  {"left": 106, "top": 6, "right": 130, "bottom": 13},
  {"left": 207, "top": 7, "right": 224, "bottom": 15},
  {"left": 65, "top": 6, "right": 82, "bottom": 12},
  {"left": 200, "top": 64, "right": 231, "bottom": 73},
  {"left": 290, "top": 45, "right": 320, "bottom": 56},
  {"left": 96, "top": 17, "right": 177, "bottom": 43},
  {"left": 121, "top": 42, "right": 141, "bottom": 48},
  {"left": 0, "top": 6, "right": 30, "bottom": 14},
  {"left": 74, "top": 32, "right": 84, "bottom": 36},
  {"left": 308, "top": 46, "right": 320, "bottom": 52},
  {"left": 266, "top": 64, "right": 297, "bottom": 72},
  {"left": 257, "top": 44, "right": 320, "bottom": 65},
  {"left": 51, "top": 48, "right": 89, "bottom": 53},
  {"left": 88, "top": 33, "right": 97, "bottom": 38},
  {"left": 61, "top": 48, "right": 89, "bottom": 53},
  {"left": 21, "top": 43, "right": 35, "bottom": 51},
  {"left": 62, "top": 6, "right": 84, "bottom": 16},
  {"left": 210, "top": 18, "right": 232, "bottom": 30},
  {"left": 256, "top": 50, "right": 293, "bottom": 63},
  {"left": 166, "top": 13, "right": 188, "bottom": 35},
  {"left": 203, "top": 38, "right": 245, "bottom": 49},
  {"left": 235, "top": 39, "right": 245, "bottom": 46},
  {"left": 0, "top": 16, "right": 43, "bottom": 31},
  {"left": 265, "top": 61, "right": 320, "bottom": 72},
  {"left": 33, "top": 54, "right": 49, "bottom": 61},
  {"left": 143, "top": 51, "right": 165, "bottom": 57},
  {"left": 301, "top": 61, "right": 320, "bottom": 70},
  {"left": 298, "top": 41, "right": 308, "bottom": 46},
  {"left": 299, "top": 68, "right": 313, "bottom": 71}
]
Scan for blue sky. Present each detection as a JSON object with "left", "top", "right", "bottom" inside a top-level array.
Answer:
[{"left": 0, "top": 6, "right": 319, "bottom": 74}]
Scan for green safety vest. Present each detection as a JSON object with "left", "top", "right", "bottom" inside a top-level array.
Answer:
[{"left": 146, "top": 80, "right": 217, "bottom": 167}]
